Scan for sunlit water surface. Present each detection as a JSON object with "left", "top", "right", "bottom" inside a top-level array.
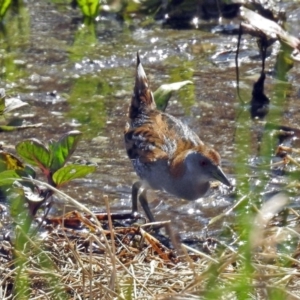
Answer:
[{"left": 1, "top": 0, "right": 300, "bottom": 240}]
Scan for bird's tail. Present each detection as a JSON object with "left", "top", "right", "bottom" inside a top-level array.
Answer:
[{"left": 129, "top": 53, "right": 156, "bottom": 119}]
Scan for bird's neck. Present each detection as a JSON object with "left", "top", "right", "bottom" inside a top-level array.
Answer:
[{"left": 168, "top": 170, "right": 210, "bottom": 200}]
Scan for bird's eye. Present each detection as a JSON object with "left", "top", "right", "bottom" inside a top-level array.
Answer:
[{"left": 199, "top": 160, "right": 207, "bottom": 167}]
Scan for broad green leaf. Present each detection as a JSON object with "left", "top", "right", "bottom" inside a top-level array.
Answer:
[
  {"left": 77, "top": 0, "right": 100, "bottom": 18},
  {"left": 52, "top": 164, "right": 96, "bottom": 186},
  {"left": 0, "top": 169, "right": 22, "bottom": 185},
  {"left": 0, "top": 151, "right": 24, "bottom": 172},
  {"left": 50, "top": 131, "right": 82, "bottom": 171},
  {"left": 16, "top": 139, "right": 51, "bottom": 171},
  {"left": 154, "top": 80, "right": 193, "bottom": 111}
]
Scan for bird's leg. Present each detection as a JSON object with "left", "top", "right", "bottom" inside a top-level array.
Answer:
[
  {"left": 131, "top": 181, "right": 155, "bottom": 223},
  {"left": 131, "top": 181, "right": 142, "bottom": 216},
  {"left": 139, "top": 189, "right": 156, "bottom": 223}
]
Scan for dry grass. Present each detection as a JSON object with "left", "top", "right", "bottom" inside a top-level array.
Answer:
[{"left": 1, "top": 190, "right": 300, "bottom": 299}]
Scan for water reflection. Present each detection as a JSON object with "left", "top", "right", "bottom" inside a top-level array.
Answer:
[{"left": 0, "top": 1, "right": 299, "bottom": 238}]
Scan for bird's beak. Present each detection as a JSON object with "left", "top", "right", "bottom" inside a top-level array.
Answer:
[{"left": 213, "top": 166, "right": 231, "bottom": 187}]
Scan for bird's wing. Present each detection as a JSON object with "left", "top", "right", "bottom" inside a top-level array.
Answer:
[
  {"left": 161, "top": 112, "right": 203, "bottom": 147},
  {"left": 124, "top": 121, "right": 169, "bottom": 163},
  {"left": 124, "top": 109, "right": 203, "bottom": 163}
]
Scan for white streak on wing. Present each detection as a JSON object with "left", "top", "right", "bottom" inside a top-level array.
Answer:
[
  {"left": 163, "top": 113, "right": 202, "bottom": 146},
  {"left": 132, "top": 134, "right": 146, "bottom": 141},
  {"left": 162, "top": 136, "right": 176, "bottom": 156},
  {"left": 131, "top": 131, "right": 157, "bottom": 153}
]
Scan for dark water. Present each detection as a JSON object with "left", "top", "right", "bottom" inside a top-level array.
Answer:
[{"left": 1, "top": 0, "right": 300, "bottom": 238}]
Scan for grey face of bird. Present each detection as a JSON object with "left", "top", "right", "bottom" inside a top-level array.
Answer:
[{"left": 186, "top": 151, "right": 231, "bottom": 187}]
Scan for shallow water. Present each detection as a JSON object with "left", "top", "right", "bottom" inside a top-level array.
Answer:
[{"left": 1, "top": 0, "right": 300, "bottom": 239}]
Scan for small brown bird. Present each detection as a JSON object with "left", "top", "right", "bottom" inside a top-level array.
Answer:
[{"left": 124, "top": 53, "right": 231, "bottom": 222}]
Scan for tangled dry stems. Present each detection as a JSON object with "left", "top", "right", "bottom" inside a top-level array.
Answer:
[
  {"left": 1, "top": 195, "right": 300, "bottom": 299},
  {"left": 1, "top": 179, "right": 300, "bottom": 299}
]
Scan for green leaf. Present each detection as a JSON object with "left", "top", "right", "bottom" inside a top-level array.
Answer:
[
  {"left": 0, "top": 0, "right": 12, "bottom": 19},
  {"left": 0, "top": 166, "right": 35, "bottom": 186},
  {"left": 0, "top": 125, "right": 20, "bottom": 131},
  {"left": 52, "top": 164, "right": 96, "bottom": 186},
  {"left": 0, "top": 169, "right": 22, "bottom": 185},
  {"left": 154, "top": 80, "right": 193, "bottom": 111},
  {"left": 16, "top": 139, "right": 51, "bottom": 171},
  {"left": 50, "top": 131, "right": 82, "bottom": 171},
  {"left": 76, "top": 0, "right": 100, "bottom": 18}
]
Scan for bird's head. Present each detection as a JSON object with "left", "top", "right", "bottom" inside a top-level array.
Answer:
[{"left": 185, "top": 148, "right": 231, "bottom": 187}]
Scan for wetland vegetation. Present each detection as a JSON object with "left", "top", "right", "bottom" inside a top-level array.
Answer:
[{"left": 1, "top": 0, "right": 300, "bottom": 299}]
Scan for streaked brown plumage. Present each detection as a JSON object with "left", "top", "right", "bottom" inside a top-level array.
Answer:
[{"left": 125, "top": 53, "right": 231, "bottom": 222}]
